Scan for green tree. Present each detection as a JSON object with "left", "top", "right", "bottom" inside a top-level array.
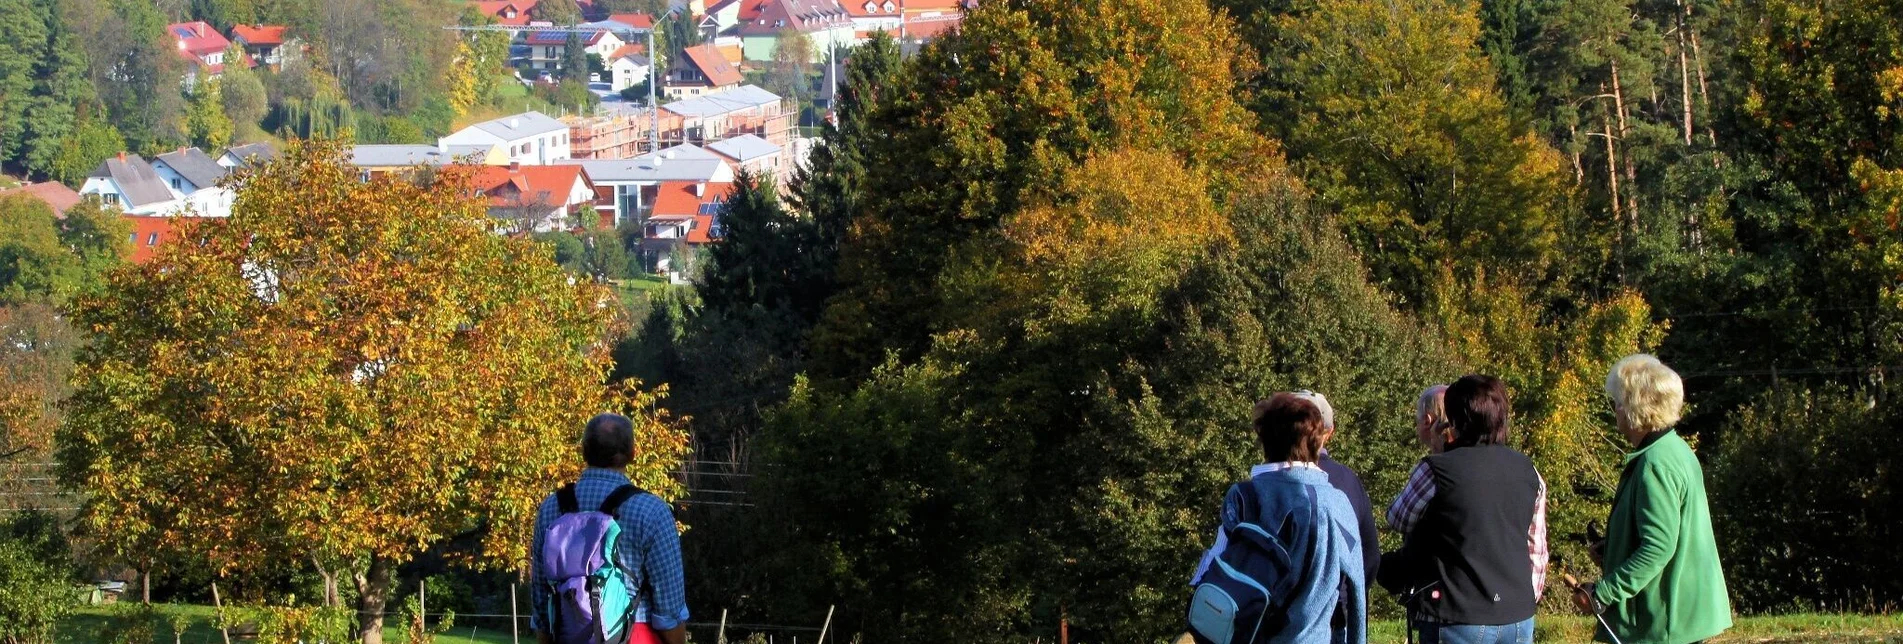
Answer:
[
  {"left": 220, "top": 44, "right": 270, "bottom": 131},
  {"left": 185, "top": 80, "right": 235, "bottom": 150},
  {"left": 532, "top": 0, "right": 583, "bottom": 25},
  {"left": 0, "top": 513, "right": 74, "bottom": 644},
  {"left": 50, "top": 115, "right": 125, "bottom": 188},
  {"left": 66, "top": 0, "right": 188, "bottom": 154},
  {"left": 765, "top": 28, "right": 812, "bottom": 100},
  {"left": 58, "top": 140, "right": 688, "bottom": 644},
  {"left": 0, "top": 196, "right": 80, "bottom": 306},
  {"left": 562, "top": 32, "right": 590, "bottom": 82}
]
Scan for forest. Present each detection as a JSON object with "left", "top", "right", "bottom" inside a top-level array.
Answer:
[{"left": 0, "top": 0, "right": 1900, "bottom": 641}]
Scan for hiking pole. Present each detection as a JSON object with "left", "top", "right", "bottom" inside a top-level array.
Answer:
[{"left": 1562, "top": 573, "right": 1623, "bottom": 644}]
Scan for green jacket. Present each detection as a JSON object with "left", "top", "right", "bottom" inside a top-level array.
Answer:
[{"left": 1593, "top": 430, "right": 1732, "bottom": 644}]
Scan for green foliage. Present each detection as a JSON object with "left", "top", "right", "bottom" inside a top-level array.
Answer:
[
  {"left": 220, "top": 58, "right": 271, "bottom": 129},
  {"left": 562, "top": 32, "right": 590, "bottom": 83},
  {"left": 531, "top": 0, "right": 583, "bottom": 25},
  {"left": 0, "top": 196, "right": 79, "bottom": 305},
  {"left": 0, "top": 0, "right": 100, "bottom": 182},
  {"left": 0, "top": 511, "right": 74, "bottom": 644},
  {"left": 49, "top": 115, "right": 125, "bottom": 188},
  {"left": 1711, "top": 385, "right": 1903, "bottom": 612},
  {"left": 184, "top": 81, "right": 235, "bottom": 151}
]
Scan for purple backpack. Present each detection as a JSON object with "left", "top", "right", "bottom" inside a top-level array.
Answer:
[{"left": 541, "top": 483, "right": 646, "bottom": 644}]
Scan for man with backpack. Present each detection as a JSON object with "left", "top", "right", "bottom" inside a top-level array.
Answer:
[{"left": 531, "top": 413, "right": 689, "bottom": 644}]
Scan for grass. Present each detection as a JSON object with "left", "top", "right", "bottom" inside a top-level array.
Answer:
[
  {"left": 60, "top": 606, "right": 1903, "bottom": 643},
  {"left": 616, "top": 273, "right": 672, "bottom": 293}
]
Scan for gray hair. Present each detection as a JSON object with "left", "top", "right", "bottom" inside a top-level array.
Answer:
[
  {"left": 1416, "top": 384, "right": 1448, "bottom": 426},
  {"left": 1606, "top": 354, "right": 1684, "bottom": 432}
]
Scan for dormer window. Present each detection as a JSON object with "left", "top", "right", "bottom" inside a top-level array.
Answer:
[{"left": 882, "top": 1, "right": 894, "bottom": 11}]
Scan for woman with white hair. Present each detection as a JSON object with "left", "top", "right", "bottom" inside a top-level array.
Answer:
[{"left": 1573, "top": 355, "right": 1732, "bottom": 644}]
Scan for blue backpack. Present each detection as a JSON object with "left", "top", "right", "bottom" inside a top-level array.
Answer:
[
  {"left": 1187, "top": 477, "right": 1316, "bottom": 644},
  {"left": 540, "top": 483, "right": 647, "bottom": 644}
]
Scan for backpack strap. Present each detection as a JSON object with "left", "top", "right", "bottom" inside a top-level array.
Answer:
[
  {"left": 599, "top": 484, "right": 647, "bottom": 519},
  {"left": 556, "top": 483, "right": 580, "bottom": 514}
]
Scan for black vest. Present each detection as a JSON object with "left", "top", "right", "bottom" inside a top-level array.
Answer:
[{"left": 1406, "top": 444, "right": 1540, "bottom": 625}]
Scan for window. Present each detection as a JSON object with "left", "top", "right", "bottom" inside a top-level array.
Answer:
[
  {"left": 146, "top": 233, "right": 159, "bottom": 246},
  {"left": 171, "top": 178, "right": 182, "bottom": 190},
  {"left": 545, "top": 46, "right": 556, "bottom": 58},
  {"left": 127, "top": 233, "right": 136, "bottom": 244},
  {"left": 102, "top": 193, "right": 118, "bottom": 205}
]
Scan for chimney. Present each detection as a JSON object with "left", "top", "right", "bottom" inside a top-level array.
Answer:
[
  {"left": 117, "top": 151, "right": 126, "bottom": 161},
  {"left": 694, "top": 182, "right": 705, "bottom": 197},
  {"left": 509, "top": 161, "right": 522, "bottom": 171}
]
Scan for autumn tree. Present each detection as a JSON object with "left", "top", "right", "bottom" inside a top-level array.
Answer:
[
  {"left": 184, "top": 79, "right": 234, "bottom": 150},
  {"left": 57, "top": 140, "right": 688, "bottom": 644}
]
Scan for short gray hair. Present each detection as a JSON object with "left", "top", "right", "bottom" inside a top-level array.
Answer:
[
  {"left": 1416, "top": 384, "right": 1448, "bottom": 425},
  {"left": 1606, "top": 354, "right": 1684, "bottom": 432}
]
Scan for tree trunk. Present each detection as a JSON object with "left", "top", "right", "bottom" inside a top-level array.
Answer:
[
  {"left": 315, "top": 558, "right": 340, "bottom": 607},
  {"left": 1570, "top": 123, "right": 1585, "bottom": 183},
  {"left": 140, "top": 568, "right": 151, "bottom": 605},
  {"left": 355, "top": 556, "right": 396, "bottom": 644},
  {"left": 1676, "top": 0, "right": 1695, "bottom": 145},
  {"left": 1689, "top": 5, "right": 1715, "bottom": 147},
  {"left": 1610, "top": 58, "right": 1639, "bottom": 228}
]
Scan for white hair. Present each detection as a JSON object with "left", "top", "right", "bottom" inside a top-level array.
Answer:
[
  {"left": 1415, "top": 384, "right": 1448, "bottom": 425},
  {"left": 1606, "top": 354, "right": 1685, "bottom": 432}
]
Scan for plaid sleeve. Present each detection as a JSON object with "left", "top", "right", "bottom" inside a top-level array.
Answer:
[
  {"left": 622, "top": 496, "right": 690, "bottom": 631},
  {"left": 1385, "top": 460, "right": 1436, "bottom": 536},
  {"left": 1529, "top": 472, "right": 1549, "bottom": 601}
]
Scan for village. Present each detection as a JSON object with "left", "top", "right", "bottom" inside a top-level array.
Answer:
[{"left": 0, "top": 0, "right": 970, "bottom": 282}]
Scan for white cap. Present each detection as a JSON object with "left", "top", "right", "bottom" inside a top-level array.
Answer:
[{"left": 1290, "top": 390, "right": 1334, "bottom": 429}]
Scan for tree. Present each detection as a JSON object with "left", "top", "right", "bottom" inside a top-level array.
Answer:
[
  {"left": 561, "top": 32, "right": 590, "bottom": 82},
  {"left": 58, "top": 140, "right": 688, "bottom": 644},
  {"left": 66, "top": 0, "right": 188, "bottom": 154},
  {"left": 531, "top": 0, "right": 583, "bottom": 25},
  {"left": 219, "top": 44, "right": 270, "bottom": 130},
  {"left": 49, "top": 114, "right": 124, "bottom": 187},
  {"left": 0, "top": 196, "right": 122, "bottom": 466},
  {"left": 766, "top": 29, "right": 813, "bottom": 101},
  {"left": 185, "top": 80, "right": 235, "bottom": 150},
  {"left": 0, "top": 196, "right": 80, "bottom": 305},
  {"left": 0, "top": 511, "right": 74, "bottom": 644}
]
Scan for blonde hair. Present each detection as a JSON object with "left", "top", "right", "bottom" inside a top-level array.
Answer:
[{"left": 1606, "top": 354, "right": 1685, "bottom": 432}]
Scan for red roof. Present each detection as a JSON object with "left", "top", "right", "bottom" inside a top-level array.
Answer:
[
  {"left": 229, "top": 24, "right": 289, "bottom": 46},
  {"left": 894, "top": 13, "right": 961, "bottom": 39},
  {"left": 609, "top": 43, "right": 648, "bottom": 60},
  {"left": 473, "top": 0, "right": 540, "bottom": 26},
  {"left": 607, "top": 12, "right": 653, "bottom": 28},
  {"left": 652, "top": 181, "right": 733, "bottom": 244},
  {"left": 0, "top": 182, "right": 82, "bottom": 215},
  {"left": 123, "top": 216, "right": 177, "bottom": 263},
  {"left": 737, "top": 0, "right": 851, "bottom": 36},
  {"left": 680, "top": 44, "right": 743, "bottom": 87},
  {"left": 168, "top": 21, "right": 231, "bottom": 57},
  {"left": 468, "top": 164, "right": 591, "bottom": 209},
  {"left": 844, "top": 0, "right": 899, "bottom": 17}
]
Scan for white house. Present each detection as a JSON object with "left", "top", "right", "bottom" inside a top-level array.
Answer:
[
  {"left": 609, "top": 47, "right": 652, "bottom": 93},
  {"left": 438, "top": 112, "right": 571, "bottom": 165},
  {"left": 557, "top": 143, "right": 736, "bottom": 227},
  {"left": 80, "top": 154, "right": 178, "bottom": 215},
  {"left": 524, "top": 25, "right": 628, "bottom": 72},
  {"left": 149, "top": 147, "right": 235, "bottom": 218},
  {"left": 218, "top": 142, "right": 277, "bottom": 169}
]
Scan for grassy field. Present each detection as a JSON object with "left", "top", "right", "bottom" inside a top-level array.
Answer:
[{"left": 57, "top": 605, "right": 1903, "bottom": 643}]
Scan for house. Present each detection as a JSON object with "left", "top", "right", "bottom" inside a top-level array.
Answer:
[
  {"left": 218, "top": 142, "right": 277, "bottom": 169},
  {"left": 438, "top": 112, "right": 571, "bottom": 165},
  {"left": 736, "top": 0, "right": 854, "bottom": 62},
  {"left": 557, "top": 143, "right": 735, "bottom": 227},
  {"left": 643, "top": 180, "right": 733, "bottom": 280},
  {"left": 661, "top": 85, "right": 794, "bottom": 148},
  {"left": 843, "top": 0, "right": 903, "bottom": 33},
  {"left": 349, "top": 143, "right": 509, "bottom": 177},
  {"left": 525, "top": 26, "right": 626, "bottom": 72},
  {"left": 80, "top": 153, "right": 179, "bottom": 215},
  {"left": 608, "top": 45, "right": 652, "bottom": 93},
  {"left": 168, "top": 21, "right": 238, "bottom": 85},
  {"left": 150, "top": 147, "right": 236, "bottom": 218},
  {"left": 665, "top": 44, "right": 744, "bottom": 99},
  {"left": 707, "top": 134, "right": 786, "bottom": 184},
  {"left": 605, "top": 13, "right": 653, "bottom": 30},
  {"left": 471, "top": 0, "right": 540, "bottom": 27},
  {"left": 0, "top": 182, "right": 82, "bottom": 214},
  {"left": 467, "top": 163, "right": 597, "bottom": 232},
  {"left": 228, "top": 24, "right": 295, "bottom": 68}
]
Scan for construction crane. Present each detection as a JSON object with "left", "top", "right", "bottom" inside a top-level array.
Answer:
[{"left": 448, "top": 7, "right": 684, "bottom": 154}]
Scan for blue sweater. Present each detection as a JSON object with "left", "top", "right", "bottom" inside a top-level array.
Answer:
[{"left": 1200, "top": 466, "right": 1368, "bottom": 644}]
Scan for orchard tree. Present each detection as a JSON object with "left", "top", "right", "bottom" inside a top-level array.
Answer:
[{"left": 58, "top": 140, "right": 688, "bottom": 644}]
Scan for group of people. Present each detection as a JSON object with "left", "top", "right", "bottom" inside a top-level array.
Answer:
[
  {"left": 518, "top": 354, "right": 1732, "bottom": 644},
  {"left": 1186, "top": 355, "right": 1733, "bottom": 644}
]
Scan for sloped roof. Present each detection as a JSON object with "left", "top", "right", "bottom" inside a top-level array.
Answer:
[
  {"left": 350, "top": 144, "right": 460, "bottom": 167},
  {"left": 662, "top": 85, "right": 782, "bottom": 118},
  {"left": 0, "top": 182, "right": 82, "bottom": 215},
  {"left": 558, "top": 144, "right": 730, "bottom": 183},
  {"left": 169, "top": 21, "right": 231, "bottom": 57},
  {"left": 88, "top": 155, "right": 175, "bottom": 208},
  {"left": 609, "top": 43, "right": 649, "bottom": 60},
  {"left": 154, "top": 147, "right": 228, "bottom": 190},
  {"left": 737, "top": 0, "right": 851, "bottom": 36},
  {"left": 844, "top": 0, "right": 898, "bottom": 17},
  {"left": 468, "top": 111, "right": 568, "bottom": 140},
  {"left": 473, "top": 0, "right": 541, "bottom": 26},
  {"left": 221, "top": 142, "right": 278, "bottom": 168},
  {"left": 229, "top": 24, "right": 289, "bottom": 46},
  {"left": 707, "top": 134, "right": 781, "bottom": 163},
  {"left": 652, "top": 181, "right": 734, "bottom": 244},
  {"left": 525, "top": 29, "right": 615, "bottom": 46},
  {"left": 679, "top": 44, "right": 743, "bottom": 87},
  {"left": 468, "top": 164, "right": 590, "bottom": 208},
  {"left": 606, "top": 13, "right": 653, "bottom": 29}
]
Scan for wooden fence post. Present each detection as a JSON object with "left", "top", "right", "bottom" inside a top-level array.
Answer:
[
  {"left": 210, "top": 581, "right": 231, "bottom": 644},
  {"left": 511, "top": 583, "right": 521, "bottom": 644}
]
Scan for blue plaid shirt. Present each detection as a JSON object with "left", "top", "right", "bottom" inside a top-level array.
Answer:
[{"left": 530, "top": 468, "right": 690, "bottom": 631}]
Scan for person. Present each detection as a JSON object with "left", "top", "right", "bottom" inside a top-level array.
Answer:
[
  {"left": 1290, "top": 390, "right": 1382, "bottom": 596},
  {"left": 531, "top": 414, "right": 689, "bottom": 644},
  {"left": 1386, "top": 385, "right": 1448, "bottom": 529},
  {"left": 1189, "top": 393, "right": 1366, "bottom": 644},
  {"left": 1572, "top": 355, "right": 1732, "bottom": 644},
  {"left": 1379, "top": 375, "right": 1546, "bottom": 644}
]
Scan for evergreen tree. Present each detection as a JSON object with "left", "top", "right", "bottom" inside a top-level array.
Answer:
[{"left": 562, "top": 31, "right": 590, "bottom": 82}]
